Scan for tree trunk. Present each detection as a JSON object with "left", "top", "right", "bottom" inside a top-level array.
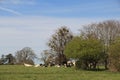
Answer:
[
  {"left": 57, "top": 54, "right": 67, "bottom": 65},
  {"left": 105, "top": 59, "right": 108, "bottom": 69}
]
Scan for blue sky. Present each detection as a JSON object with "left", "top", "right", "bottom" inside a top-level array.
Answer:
[
  {"left": 0, "top": 0, "right": 120, "bottom": 17},
  {"left": 0, "top": 0, "right": 120, "bottom": 57}
]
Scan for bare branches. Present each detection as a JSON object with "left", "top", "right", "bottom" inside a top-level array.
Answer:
[
  {"left": 81, "top": 20, "right": 120, "bottom": 46},
  {"left": 47, "top": 26, "right": 73, "bottom": 64},
  {"left": 15, "top": 47, "right": 36, "bottom": 65}
]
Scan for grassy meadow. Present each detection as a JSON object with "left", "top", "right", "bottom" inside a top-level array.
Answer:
[{"left": 0, "top": 65, "right": 120, "bottom": 80}]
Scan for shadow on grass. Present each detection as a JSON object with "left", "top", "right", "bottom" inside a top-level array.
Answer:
[
  {"left": 86, "top": 68, "right": 108, "bottom": 71},
  {"left": 75, "top": 67, "right": 108, "bottom": 71}
]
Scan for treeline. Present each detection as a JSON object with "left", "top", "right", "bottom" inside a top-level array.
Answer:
[
  {"left": 65, "top": 20, "right": 120, "bottom": 72},
  {"left": 0, "top": 19, "right": 120, "bottom": 72},
  {"left": 0, "top": 47, "right": 36, "bottom": 65},
  {"left": 42, "top": 19, "right": 120, "bottom": 72}
]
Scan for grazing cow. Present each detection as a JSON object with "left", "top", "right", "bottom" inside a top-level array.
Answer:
[
  {"left": 40, "top": 64, "right": 44, "bottom": 67},
  {"left": 67, "top": 61, "right": 73, "bottom": 67},
  {"left": 34, "top": 64, "right": 40, "bottom": 67},
  {"left": 55, "top": 64, "right": 61, "bottom": 67},
  {"left": 64, "top": 64, "right": 67, "bottom": 68},
  {"left": 24, "top": 63, "right": 33, "bottom": 67},
  {"left": 72, "top": 61, "right": 76, "bottom": 67},
  {"left": 66, "top": 60, "right": 76, "bottom": 67}
]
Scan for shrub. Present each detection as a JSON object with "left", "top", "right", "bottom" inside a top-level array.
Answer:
[{"left": 108, "top": 39, "right": 120, "bottom": 72}]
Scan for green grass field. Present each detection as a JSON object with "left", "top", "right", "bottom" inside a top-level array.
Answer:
[{"left": 0, "top": 65, "right": 120, "bottom": 80}]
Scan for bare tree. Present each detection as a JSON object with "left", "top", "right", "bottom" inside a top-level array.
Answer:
[
  {"left": 41, "top": 50, "right": 51, "bottom": 64},
  {"left": 81, "top": 20, "right": 120, "bottom": 46},
  {"left": 47, "top": 26, "right": 73, "bottom": 65},
  {"left": 41, "top": 50, "right": 57, "bottom": 66},
  {"left": 15, "top": 47, "right": 36, "bottom": 65}
]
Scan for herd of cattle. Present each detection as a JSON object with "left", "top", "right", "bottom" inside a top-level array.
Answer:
[{"left": 24, "top": 60, "right": 76, "bottom": 68}]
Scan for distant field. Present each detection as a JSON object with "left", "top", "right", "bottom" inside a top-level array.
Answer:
[{"left": 0, "top": 65, "right": 120, "bottom": 80}]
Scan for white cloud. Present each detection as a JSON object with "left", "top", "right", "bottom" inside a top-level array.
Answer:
[
  {"left": 0, "top": 0, "right": 36, "bottom": 5},
  {"left": 0, "top": 6, "right": 22, "bottom": 15},
  {"left": 0, "top": 16, "right": 118, "bottom": 55}
]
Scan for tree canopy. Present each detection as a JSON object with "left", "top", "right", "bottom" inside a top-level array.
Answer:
[
  {"left": 108, "top": 38, "right": 120, "bottom": 72},
  {"left": 64, "top": 36, "right": 104, "bottom": 69}
]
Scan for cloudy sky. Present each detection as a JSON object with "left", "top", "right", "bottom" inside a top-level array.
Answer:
[{"left": 0, "top": 0, "right": 120, "bottom": 56}]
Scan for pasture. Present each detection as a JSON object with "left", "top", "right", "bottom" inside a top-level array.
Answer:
[{"left": 0, "top": 65, "right": 120, "bottom": 80}]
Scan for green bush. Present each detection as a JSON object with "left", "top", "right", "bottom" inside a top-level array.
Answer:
[{"left": 108, "top": 38, "right": 120, "bottom": 72}]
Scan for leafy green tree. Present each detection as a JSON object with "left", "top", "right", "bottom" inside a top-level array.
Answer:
[
  {"left": 64, "top": 36, "right": 104, "bottom": 70},
  {"left": 108, "top": 38, "right": 120, "bottom": 72}
]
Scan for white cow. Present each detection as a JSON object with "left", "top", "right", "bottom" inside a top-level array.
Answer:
[
  {"left": 24, "top": 63, "right": 33, "bottom": 67},
  {"left": 67, "top": 60, "right": 76, "bottom": 67},
  {"left": 34, "top": 64, "right": 40, "bottom": 67},
  {"left": 55, "top": 64, "right": 61, "bottom": 67}
]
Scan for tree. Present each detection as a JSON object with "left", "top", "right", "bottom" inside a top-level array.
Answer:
[
  {"left": 81, "top": 20, "right": 120, "bottom": 44},
  {"left": 6, "top": 54, "right": 15, "bottom": 65},
  {"left": 80, "top": 20, "right": 120, "bottom": 69},
  {"left": 0, "top": 54, "right": 15, "bottom": 65},
  {"left": 41, "top": 50, "right": 49, "bottom": 64},
  {"left": 108, "top": 38, "right": 120, "bottom": 72},
  {"left": 41, "top": 50, "right": 55, "bottom": 65},
  {"left": 47, "top": 26, "right": 73, "bottom": 65},
  {"left": 15, "top": 47, "right": 36, "bottom": 65},
  {"left": 64, "top": 36, "right": 104, "bottom": 70},
  {"left": 0, "top": 55, "right": 6, "bottom": 65}
]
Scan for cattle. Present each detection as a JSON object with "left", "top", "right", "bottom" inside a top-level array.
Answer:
[
  {"left": 34, "top": 64, "right": 40, "bottom": 67},
  {"left": 66, "top": 60, "right": 76, "bottom": 67},
  {"left": 24, "top": 63, "right": 33, "bottom": 67},
  {"left": 55, "top": 64, "right": 61, "bottom": 67}
]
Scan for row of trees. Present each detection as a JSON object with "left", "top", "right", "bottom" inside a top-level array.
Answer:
[
  {"left": 0, "top": 19, "right": 120, "bottom": 72},
  {"left": 65, "top": 20, "right": 120, "bottom": 71},
  {"left": 0, "top": 27, "right": 73, "bottom": 66},
  {"left": 0, "top": 47, "right": 36, "bottom": 65},
  {"left": 42, "top": 20, "right": 120, "bottom": 72}
]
